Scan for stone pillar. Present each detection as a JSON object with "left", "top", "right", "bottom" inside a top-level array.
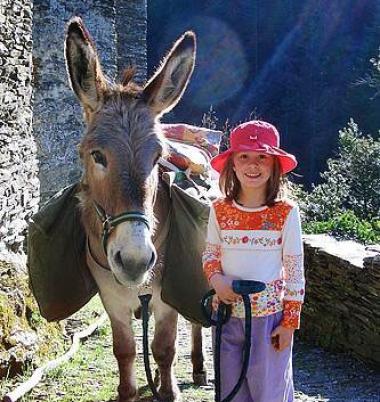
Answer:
[
  {"left": 0, "top": 0, "right": 38, "bottom": 257},
  {"left": 32, "top": 0, "right": 117, "bottom": 201},
  {"left": 32, "top": 0, "right": 147, "bottom": 201},
  {"left": 116, "top": 0, "right": 147, "bottom": 84}
]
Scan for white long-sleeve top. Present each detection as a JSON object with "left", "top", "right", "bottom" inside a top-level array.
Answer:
[{"left": 202, "top": 198, "right": 305, "bottom": 328}]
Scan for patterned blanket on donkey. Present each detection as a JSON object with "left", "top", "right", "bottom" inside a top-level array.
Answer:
[{"left": 162, "top": 123, "right": 223, "bottom": 176}]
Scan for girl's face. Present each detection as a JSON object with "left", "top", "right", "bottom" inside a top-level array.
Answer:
[{"left": 233, "top": 151, "right": 275, "bottom": 193}]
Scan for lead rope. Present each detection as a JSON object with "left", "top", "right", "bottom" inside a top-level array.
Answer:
[
  {"left": 201, "top": 280, "right": 265, "bottom": 402},
  {"left": 139, "top": 294, "right": 164, "bottom": 402},
  {"left": 214, "top": 295, "right": 252, "bottom": 402}
]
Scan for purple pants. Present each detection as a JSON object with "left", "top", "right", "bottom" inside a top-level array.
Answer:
[{"left": 213, "top": 311, "right": 294, "bottom": 402}]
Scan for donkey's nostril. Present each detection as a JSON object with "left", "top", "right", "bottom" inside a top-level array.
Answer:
[
  {"left": 148, "top": 250, "right": 157, "bottom": 269},
  {"left": 115, "top": 251, "right": 123, "bottom": 267}
]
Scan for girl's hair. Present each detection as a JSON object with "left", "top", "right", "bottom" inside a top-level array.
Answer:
[{"left": 219, "top": 154, "right": 288, "bottom": 206}]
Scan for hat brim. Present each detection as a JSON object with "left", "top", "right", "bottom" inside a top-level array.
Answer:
[{"left": 210, "top": 146, "right": 297, "bottom": 174}]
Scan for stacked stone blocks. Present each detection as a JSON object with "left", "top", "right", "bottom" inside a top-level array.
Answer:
[
  {"left": 301, "top": 235, "right": 380, "bottom": 366},
  {"left": 0, "top": 0, "right": 39, "bottom": 256}
]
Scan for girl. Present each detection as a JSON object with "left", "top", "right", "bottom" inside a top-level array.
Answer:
[{"left": 203, "top": 120, "right": 305, "bottom": 402}]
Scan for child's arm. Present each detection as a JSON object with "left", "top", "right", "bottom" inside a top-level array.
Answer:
[
  {"left": 202, "top": 205, "right": 223, "bottom": 281},
  {"left": 271, "top": 205, "right": 305, "bottom": 352},
  {"left": 202, "top": 204, "right": 240, "bottom": 304},
  {"left": 281, "top": 205, "right": 306, "bottom": 329}
]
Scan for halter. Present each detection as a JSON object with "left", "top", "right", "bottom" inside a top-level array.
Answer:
[
  {"left": 92, "top": 200, "right": 165, "bottom": 401},
  {"left": 93, "top": 201, "right": 151, "bottom": 255}
]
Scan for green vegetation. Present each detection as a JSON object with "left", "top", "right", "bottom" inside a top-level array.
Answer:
[
  {"left": 297, "top": 118, "right": 380, "bottom": 244},
  {"left": 296, "top": 50, "right": 380, "bottom": 244},
  {"left": 303, "top": 211, "right": 380, "bottom": 244}
]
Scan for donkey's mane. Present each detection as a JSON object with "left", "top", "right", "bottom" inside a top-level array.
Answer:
[
  {"left": 111, "top": 67, "right": 143, "bottom": 95},
  {"left": 121, "top": 67, "right": 137, "bottom": 87}
]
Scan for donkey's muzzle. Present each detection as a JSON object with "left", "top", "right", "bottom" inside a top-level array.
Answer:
[{"left": 112, "top": 249, "right": 157, "bottom": 284}]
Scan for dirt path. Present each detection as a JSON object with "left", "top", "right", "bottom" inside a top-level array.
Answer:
[
  {"left": 1, "top": 303, "right": 379, "bottom": 402},
  {"left": 176, "top": 316, "right": 380, "bottom": 402}
]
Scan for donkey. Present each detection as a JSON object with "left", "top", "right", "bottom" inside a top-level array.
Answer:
[{"left": 65, "top": 17, "right": 206, "bottom": 402}]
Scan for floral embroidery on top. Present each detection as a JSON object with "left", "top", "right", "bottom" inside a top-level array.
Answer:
[
  {"left": 202, "top": 198, "right": 305, "bottom": 322},
  {"left": 260, "top": 220, "right": 277, "bottom": 230},
  {"left": 223, "top": 235, "right": 279, "bottom": 247}
]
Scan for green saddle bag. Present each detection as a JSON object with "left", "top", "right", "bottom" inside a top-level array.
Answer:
[
  {"left": 27, "top": 175, "right": 212, "bottom": 326},
  {"left": 27, "top": 184, "right": 98, "bottom": 321},
  {"left": 161, "top": 172, "right": 211, "bottom": 327}
]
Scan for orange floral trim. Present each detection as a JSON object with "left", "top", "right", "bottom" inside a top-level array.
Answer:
[
  {"left": 202, "top": 242, "right": 223, "bottom": 281},
  {"left": 203, "top": 261, "right": 223, "bottom": 282},
  {"left": 281, "top": 300, "right": 302, "bottom": 329},
  {"left": 214, "top": 199, "right": 292, "bottom": 231}
]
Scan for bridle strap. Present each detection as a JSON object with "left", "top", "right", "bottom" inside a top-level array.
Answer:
[
  {"left": 86, "top": 237, "right": 112, "bottom": 272},
  {"left": 93, "top": 202, "right": 151, "bottom": 255}
]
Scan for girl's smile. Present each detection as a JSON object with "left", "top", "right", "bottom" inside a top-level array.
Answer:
[{"left": 233, "top": 151, "right": 274, "bottom": 191}]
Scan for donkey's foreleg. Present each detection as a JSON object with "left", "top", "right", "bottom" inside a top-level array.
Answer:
[
  {"left": 90, "top": 265, "right": 139, "bottom": 402},
  {"left": 152, "top": 298, "right": 180, "bottom": 401},
  {"left": 191, "top": 323, "right": 208, "bottom": 386},
  {"left": 110, "top": 317, "right": 137, "bottom": 402}
]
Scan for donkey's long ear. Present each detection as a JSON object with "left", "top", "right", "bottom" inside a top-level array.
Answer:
[
  {"left": 65, "top": 17, "right": 106, "bottom": 113},
  {"left": 143, "top": 32, "right": 196, "bottom": 117}
]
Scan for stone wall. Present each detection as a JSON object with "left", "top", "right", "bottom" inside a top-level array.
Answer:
[
  {"left": 0, "top": 0, "right": 39, "bottom": 257},
  {"left": 300, "top": 235, "right": 380, "bottom": 366},
  {"left": 33, "top": 0, "right": 147, "bottom": 201}
]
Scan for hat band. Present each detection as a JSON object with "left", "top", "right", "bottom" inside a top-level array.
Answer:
[{"left": 231, "top": 139, "right": 274, "bottom": 152}]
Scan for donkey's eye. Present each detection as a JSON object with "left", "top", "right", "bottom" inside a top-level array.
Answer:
[{"left": 91, "top": 150, "right": 107, "bottom": 167}]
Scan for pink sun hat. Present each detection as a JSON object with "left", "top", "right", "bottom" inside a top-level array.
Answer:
[{"left": 211, "top": 120, "right": 297, "bottom": 174}]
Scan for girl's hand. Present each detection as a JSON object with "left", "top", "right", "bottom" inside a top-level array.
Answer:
[
  {"left": 211, "top": 294, "right": 220, "bottom": 311},
  {"left": 209, "top": 273, "right": 241, "bottom": 304},
  {"left": 270, "top": 325, "right": 294, "bottom": 352}
]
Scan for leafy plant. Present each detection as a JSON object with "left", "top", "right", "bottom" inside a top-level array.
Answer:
[
  {"left": 301, "top": 119, "right": 380, "bottom": 223},
  {"left": 303, "top": 210, "right": 380, "bottom": 244},
  {"left": 356, "top": 47, "right": 380, "bottom": 99}
]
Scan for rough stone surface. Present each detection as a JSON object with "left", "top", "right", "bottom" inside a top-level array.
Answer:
[
  {"left": 116, "top": 0, "right": 147, "bottom": 85},
  {"left": 0, "top": 0, "right": 39, "bottom": 255},
  {"left": 32, "top": 0, "right": 147, "bottom": 202},
  {"left": 300, "top": 234, "right": 380, "bottom": 366}
]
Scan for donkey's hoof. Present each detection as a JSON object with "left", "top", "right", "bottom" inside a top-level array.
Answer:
[
  {"left": 158, "top": 392, "right": 181, "bottom": 402},
  {"left": 116, "top": 397, "right": 136, "bottom": 402},
  {"left": 158, "top": 385, "right": 181, "bottom": 402},
  {"left": 193, "top": 371, "right": 208, "bottom": 386},
  {"left": 116, "top": 387, "right": 137, "bottom": 402}
]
